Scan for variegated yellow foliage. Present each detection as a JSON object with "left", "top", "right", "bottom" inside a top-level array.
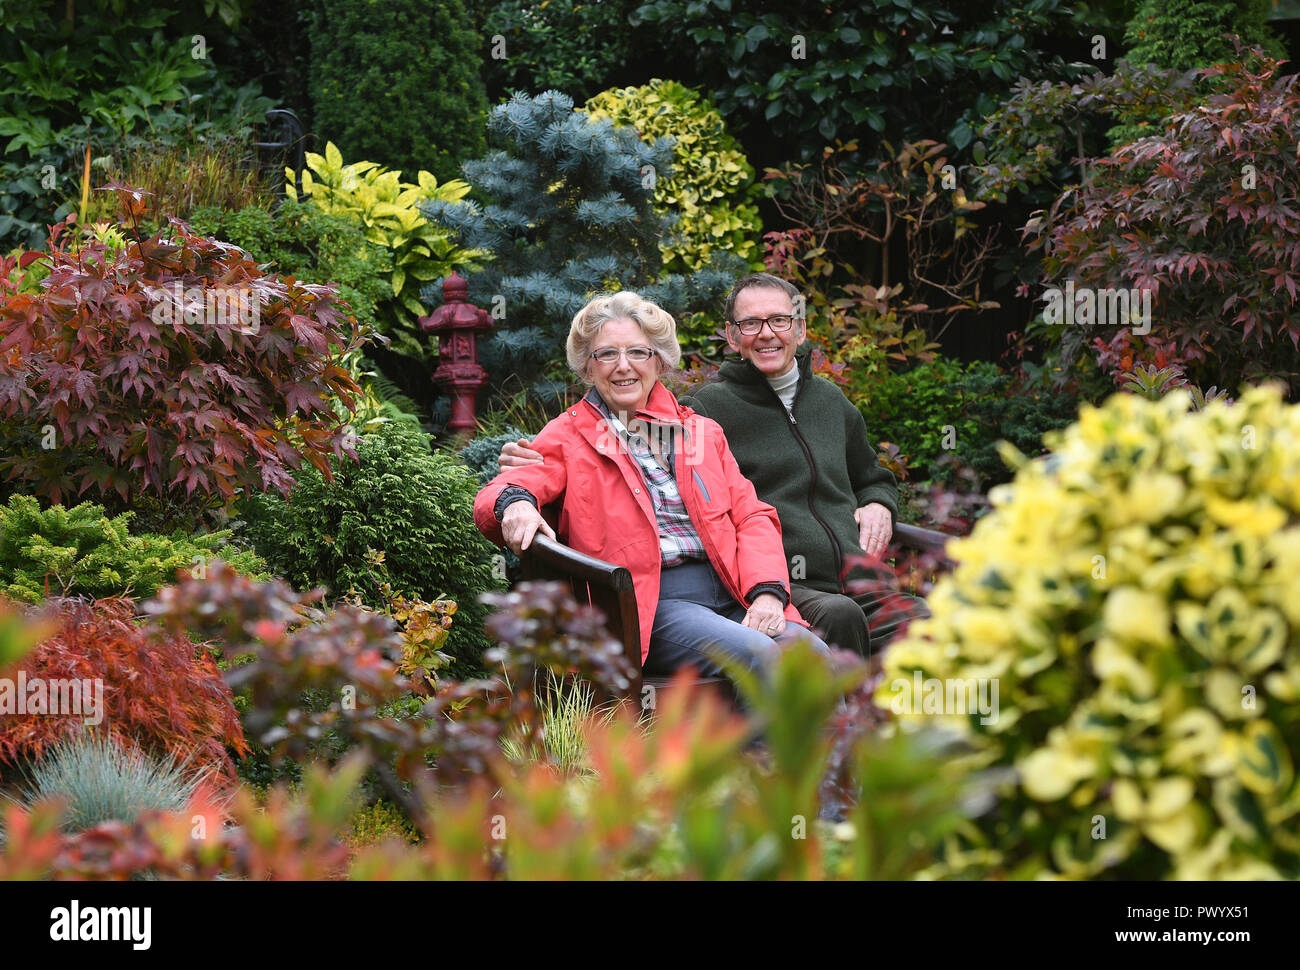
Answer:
[
  {"left": 582, "top": 80, "right": 763, "bottom": 275},
  {"left": 286, "top": 142, "right": 487, "bottom": 355},
  {"left": 878, "top": 385, "right": 1300, "bottom": 879}
]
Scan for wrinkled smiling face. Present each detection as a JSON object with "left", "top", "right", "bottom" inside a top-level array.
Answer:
[
  {"left": 590, "top": 317, "right": 659, "bottom": 416},
  {"left": 726, "top": 286, "right": 806, "bottom": 377}
]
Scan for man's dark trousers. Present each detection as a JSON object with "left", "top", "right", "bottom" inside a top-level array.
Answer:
[{"left": 789, "top": 574, "right": 930, "bottom": 658}]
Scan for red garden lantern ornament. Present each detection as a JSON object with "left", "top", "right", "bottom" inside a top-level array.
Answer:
[{"left": 419, "top": 272, "right": 494, "bottom": 436}]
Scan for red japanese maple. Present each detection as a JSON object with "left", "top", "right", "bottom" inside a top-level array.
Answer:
[
  {"left": 0, "top": 181, "right": 366, "bottom": 509},
  {"left": 0, "top": 595, "right": 247, "bottom": 783},
  {"left": 1033, "top": 50, "right": 1300, "bottom": 392}
]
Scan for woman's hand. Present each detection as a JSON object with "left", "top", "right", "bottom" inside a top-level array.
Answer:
[
  {"left": 743, "top": 592, "right": 787, "bottom": 638},
  {"left": 500, "top": 500, "right": 556, "bottom": 555},
  {"left": 500, "top": 438, "right": 544, "bottom": 469}
]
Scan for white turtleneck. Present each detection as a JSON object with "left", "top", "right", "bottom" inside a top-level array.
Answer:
[{"left": 767, "top": 363, "right": 799, "bottom": 415}]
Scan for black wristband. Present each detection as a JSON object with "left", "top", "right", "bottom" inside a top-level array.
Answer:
[{"left": 494, "top": 486, "right": 539, "bottom": 522}]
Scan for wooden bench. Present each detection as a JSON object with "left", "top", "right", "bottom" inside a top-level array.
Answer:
[{"left": 519, "top": 522, "right": 952, "bottom": 705}]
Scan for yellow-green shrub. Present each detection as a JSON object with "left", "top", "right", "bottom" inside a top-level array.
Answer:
[
  {"left": 286, "top": 142, "right": 486, "bottom": 357},
  {"left": 346, "top": 799, "right": 421, "bottom": 849},
  {"left": 878, "top": 385, "right": 1300, "bottom": 879},
  {"left": 582, "top": 79, "right": 763, "bottom": 275}
]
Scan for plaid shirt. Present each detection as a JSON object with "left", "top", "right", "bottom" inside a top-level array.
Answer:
[{"left": 590, "top": 390, "right": 705, "bottom": 568}]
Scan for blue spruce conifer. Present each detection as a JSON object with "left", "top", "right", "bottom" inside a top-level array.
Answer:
[{"left": 421, "top": 91, "right": 742, "bottom": 401}]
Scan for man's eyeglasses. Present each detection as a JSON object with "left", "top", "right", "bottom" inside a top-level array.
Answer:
[
  {"left": 732, "top": 315, "right": 797, "bottom": 335},
  {"left": 591, "top": 346, "right": 656, "bottom": 364}
]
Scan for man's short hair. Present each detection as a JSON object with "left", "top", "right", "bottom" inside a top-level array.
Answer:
[{"left": 724, "top": 272, "right": 801, "bottom": 323}]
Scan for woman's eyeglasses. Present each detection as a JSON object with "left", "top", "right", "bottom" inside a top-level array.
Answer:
[
  {"left": 591, "top": 346, "right": 656, "bottom": 364},
  {"left": 732, "top": 315, "right": 796, "bottom": 335}
]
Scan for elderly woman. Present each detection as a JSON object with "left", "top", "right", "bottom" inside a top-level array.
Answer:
[{"left": 473, "top": 291, "right": 829, "bottom": 688}]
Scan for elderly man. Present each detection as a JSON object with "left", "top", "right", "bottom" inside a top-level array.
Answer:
[{"left": 501, "top": 272, "right": 929, "bottom": 657}]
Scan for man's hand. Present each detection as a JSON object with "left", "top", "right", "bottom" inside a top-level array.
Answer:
[
  {"left": 854, "top": 502, "right": 893, "bottom": 558},
  {"left": 743, "top": 592, "right": 787, "bottom": 638},
  {"left": 500, "top": 500, "right": 556, "bottom": 555},
  {"left": 500, "top": 438, "right": 544, "bottom": 469}
]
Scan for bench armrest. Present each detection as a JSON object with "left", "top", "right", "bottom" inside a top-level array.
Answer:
[
  {"left": 526, "top": 535, "right": 635, "bottom": 592},
  {"left": 892, "top": 521, "right": 951, "bottom": 554},
  {"left": 519, "top": 535, "right": 643, "bottom": 700}
]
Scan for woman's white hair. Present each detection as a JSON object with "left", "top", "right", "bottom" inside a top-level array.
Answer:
[{"left": 566, "top": 291, "right": 681, "bottom": 383}]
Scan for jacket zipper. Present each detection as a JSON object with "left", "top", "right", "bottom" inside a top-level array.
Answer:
[
  {"left": 755, "top": 362, "right": 845, "bottom": 585},
  {"left": 675, "top": 442, "right": 749, "bottom": 607}
]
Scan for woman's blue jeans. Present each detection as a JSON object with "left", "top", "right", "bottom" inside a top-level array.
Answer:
[
  {"left": 645, "top": 559, "right": 847, "bottom": 819},
  {"left": 643, "top": 559, "right": 831, "bottom": 683}
]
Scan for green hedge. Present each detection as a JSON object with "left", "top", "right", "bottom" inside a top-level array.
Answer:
[
  {"left": 306, "top": 0, "right": 488, "bottom": 183},
  {"left": 857, "top": 357, "right": 1080, "bottom": 488}
]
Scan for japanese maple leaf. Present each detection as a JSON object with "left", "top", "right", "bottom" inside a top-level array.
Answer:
[
  {"left": 283, "top": 382, "right": 327, "bottom": 416},
  {"left": 288, "top": 314, "right": 329, "bottom": 355},
  {"left": 71, "top": 369, "right": 97, "bottom": 406}
]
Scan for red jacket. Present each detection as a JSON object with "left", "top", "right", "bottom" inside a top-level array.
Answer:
[{"left": 473, "top": 382, "right": 808, "bottom": 664}]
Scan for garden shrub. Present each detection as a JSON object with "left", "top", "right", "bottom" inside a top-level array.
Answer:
[
  {"left": 630, "top": 0, "right": 1077, "bottom": 156},
  {"left": 477, "top": 0, "right": 641, "bottom": 104},
  {"left": 422, "top": 91, "right": 742, "bottom": 400},
  {"left": 0, "top": 1, "right": 275, "bottom": 250},
  {"left": 0, "top": 185, "right": 366, "bottom": 517},
  {"left": 971, "top": 61, "right": 1203, "bottom": 205},
  {"left": 0, "top": 156, "right": 77, "bottom": 253},
  {"left": 0, "top": 494, "right": 266, "bottom": 604},
  {"left": 947, "top": 366, "right": 1082, "bottom": 489},
  {"left": 0, "top": 596, "right": 248, "bottom": 782},
  {"left": 879, "top": 386, "right": 1300, "bottom": 879},
  {"left": 582, "top": 79, "right": 763, "bottom": 276},
  {"left": 285, "top": 142, "right": 485, "bottom": 359},
  {"left": 856, "top": 357, "right": 982, "bottom": 481},
  {"left": 457, "top": 426, "right": 528, "bottom": 485},
  {"left": 346, "top": 797, "right": 420, "bottom": 849},
  {"left": 852, "top": 356, "right": 1077, "bottom": 489},
  {"left": 15, "top": 733, "right": 220, "bottom": 834},
  {"left": 1124, "top": 0, "right": 1280, "bottom": 71},
  {"left": 240, "top": 421, "right": 505, "bottom": 676},
  {"left": 306, "top": 0, "right": 488, "bottom": 183},
  {"left": 1031, "top": 51, "right": 1300, "bottom": 394},
  {"left": 348, "top": 580, "right": 458, "bottom": 693},
  {"left": 189, "top": 199, "right": 395, "bottom": 336}
]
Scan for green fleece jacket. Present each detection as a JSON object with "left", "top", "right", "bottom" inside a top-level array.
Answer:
[{"left": 681, "top": 345, "right": 898, "bottom": 594}]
